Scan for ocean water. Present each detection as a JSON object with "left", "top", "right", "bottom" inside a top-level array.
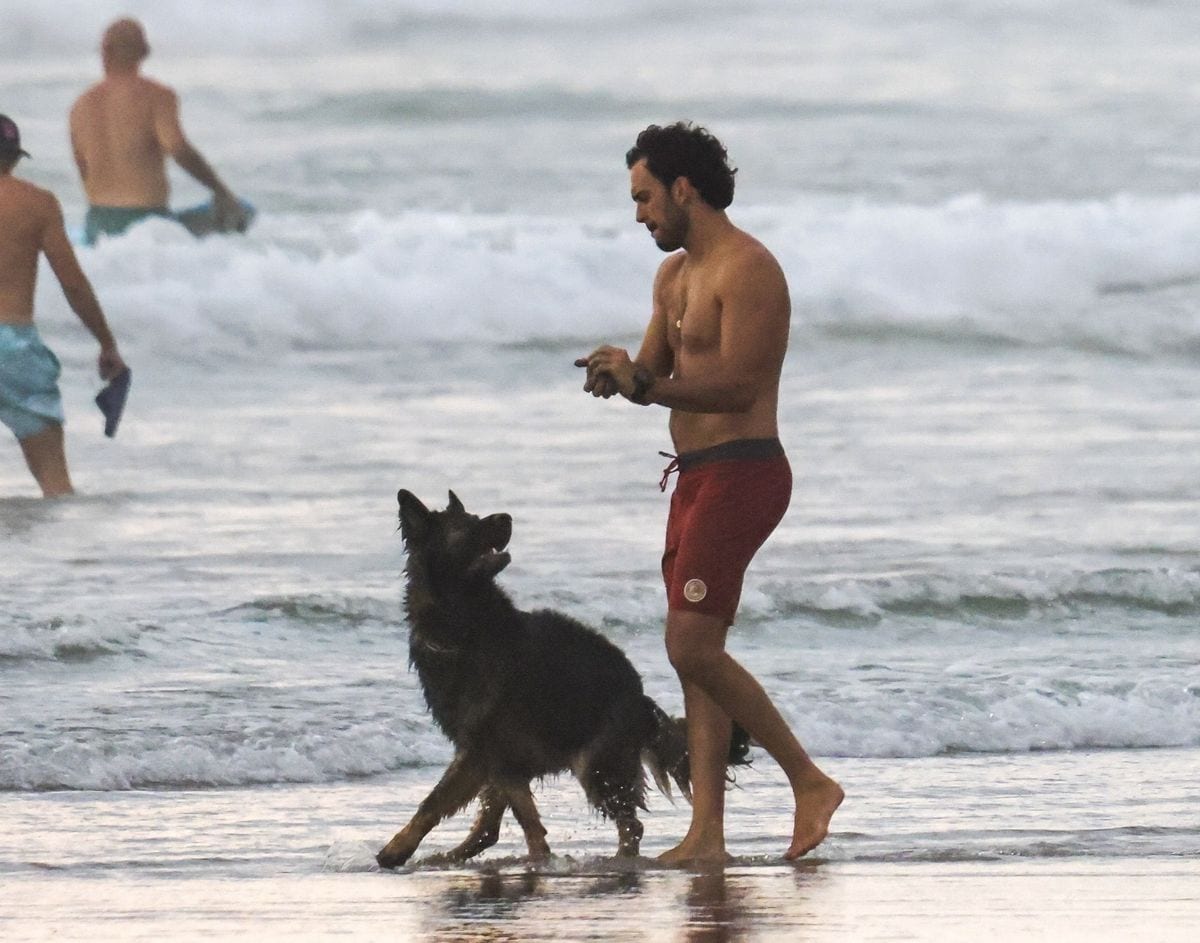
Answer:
[{"left": 2, "top": 1, "right": 1199, "bottom": 939}]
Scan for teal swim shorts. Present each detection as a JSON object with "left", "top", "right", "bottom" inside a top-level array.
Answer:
[
  {"left": 0, "top": 324, "right": 65, "bottom": 440},
  {"left": 84, "top": 204, "right": 171, "bottom": 246}
]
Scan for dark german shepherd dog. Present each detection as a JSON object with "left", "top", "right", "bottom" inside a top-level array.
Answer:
[{"left": 376, "top": 490, "right": 749, "bottom": 869}]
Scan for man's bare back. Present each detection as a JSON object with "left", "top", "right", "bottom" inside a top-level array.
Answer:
[
  {"left": 0, "top": 175, "right": 53, "bottom": 323},
  {"left": 0, "top": 169, "right": 121, "bottom": 366},
  {"left": 70, "top": 74, "right": 178, "bottom": 209},
  {"left": 69, "top": 18, "right": 246, "bottom": 236}
]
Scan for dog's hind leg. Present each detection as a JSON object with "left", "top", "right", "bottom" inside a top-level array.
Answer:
[
  {"left": 579, "top": 757, "right": 647, "bottom": 858},
  {"left": 610, "top": 804, "right": 645, "bottom": 858},
  {"left": 376, "top": 754, "right": 486, "bottom": 869},
  {"left": 433, "top": 785, "right": 508, "bottom": 863},
  {"left": 504, "top": 782, "right": 551, "bottom": 861}
]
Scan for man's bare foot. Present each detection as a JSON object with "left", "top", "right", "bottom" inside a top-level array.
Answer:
[
  {"left": 784, "top": 776, "right": 844, "bottom": 860},
  {"left": 657, "top": 837, "right": 732, "bottom": 867}
]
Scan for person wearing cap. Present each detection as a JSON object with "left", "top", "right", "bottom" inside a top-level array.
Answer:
[
  {"left": 69, "top": 17, "right": 247, "bottom": 245},
  {"left": 0, "top": 115, "right": 127, "bottom": 496}
]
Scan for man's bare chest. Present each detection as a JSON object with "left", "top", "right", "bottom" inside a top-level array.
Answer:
[{"left": 666, "top": 274, "right": 722, "bottom": 352}]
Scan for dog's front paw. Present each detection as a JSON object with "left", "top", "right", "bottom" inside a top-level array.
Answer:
[{"left": 376, "top": 836, "right": 417, "bottom": 870}]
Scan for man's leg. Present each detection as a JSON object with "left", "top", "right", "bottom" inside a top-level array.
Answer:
[
  {"left": 663, "top": 608, "right": 843, "bottom": 862},
  {"left": 658, "top": 668, "right": 733, "bottom": 864},
  {"left": 18, "top": 424, "right": 74, "bottom": 497}
]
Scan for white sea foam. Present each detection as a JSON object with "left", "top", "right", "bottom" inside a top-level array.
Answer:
[
  {"left": 0, "top": 725, "right": 451, "bottom": 792},
  {"left": 756, "top": 565, "right": 1200, "bottom": 620},
  {"left": 0, "top": 615, "right": 149, "bottom": 662},
  {"left": 771, "top": 192, "right": 1200, "bottom": 349},
  {"left": 33, "top": 193, "right": 1200, "bottom": 362},
  {"left": 799, "top": 679, "right": 1200, "bottom": 760},
  {"left": 2, "top": 658, "right": 1195, "bottom": 790}
]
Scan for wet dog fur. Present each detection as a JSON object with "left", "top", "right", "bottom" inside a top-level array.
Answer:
[{"left": 376, "top": 489, "right": 749, "bottom": 868}]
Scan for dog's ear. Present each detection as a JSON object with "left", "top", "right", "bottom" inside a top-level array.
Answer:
[
  {"left": 397, "top": 489, "right": 431, "bottom": 543},
  {"left": 447, "top": 490, "right": 466, "bottom": 513}
]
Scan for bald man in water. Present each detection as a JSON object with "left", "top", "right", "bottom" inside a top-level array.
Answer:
[
  {"left": 0, "top": 116, "right": 125, "bottom": 496},
  {"left": 69, "top": 17, "right": 246, "bottom": 245}
]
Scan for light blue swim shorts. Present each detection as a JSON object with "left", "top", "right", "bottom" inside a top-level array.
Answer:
[
  {"left": 0, "top": 324, "right": 65, "bottom": 440},
  {"left": 84, "top": 205, "right": 171, "bottom": 246}
]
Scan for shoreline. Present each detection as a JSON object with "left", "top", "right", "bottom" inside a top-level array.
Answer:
[
  {"left": 3, "top": 748, "right": 1198, "bottom": 940},
  {"left": 3, "top": 858, "right": 1196, "bottom": 942}
]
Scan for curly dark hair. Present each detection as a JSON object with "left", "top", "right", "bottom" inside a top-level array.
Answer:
[{"left": 625, "top": 122, "right": 737, "bottom": 210}]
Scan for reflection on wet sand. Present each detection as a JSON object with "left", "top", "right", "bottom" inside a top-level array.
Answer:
[
  {"left": 681, "top": 865, "right": 749, "bottom": 943},
  {"left": 680, "top": 860, "right": 827, "bottom": 942},
  {"left": 411, "top": 859, "right": 830, "bottom": 942},
  {"left": 421, "top": 867, "right": 643, "bottom": 941}
]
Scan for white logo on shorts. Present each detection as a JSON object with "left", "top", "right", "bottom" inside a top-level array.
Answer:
[{"left": 683, "top": 579, "right": 708, "bottom": 603}]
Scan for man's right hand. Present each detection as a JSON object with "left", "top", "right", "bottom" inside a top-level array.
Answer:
[
  {"left": 213, "top": 189, "right": 249, "bottom": 233},
  {"left": 99, "top": 346, "right": 127, "bottom": 380}
]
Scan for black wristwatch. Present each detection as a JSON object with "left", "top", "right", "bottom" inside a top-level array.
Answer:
[{"left": 629, "top": 366, "right": 656, "bottom": 405}]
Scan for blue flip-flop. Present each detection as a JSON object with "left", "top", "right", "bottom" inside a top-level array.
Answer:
[{"left": 94, "top": 367, "right": 132, "bottom": 438}]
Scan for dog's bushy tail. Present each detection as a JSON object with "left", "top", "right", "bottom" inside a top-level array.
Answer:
[
  {"left": 642, "top": 696, "right": 753, "bottom": 804},
  {"left": 643, "top": 699, "right": 690, "bottom": 801}
]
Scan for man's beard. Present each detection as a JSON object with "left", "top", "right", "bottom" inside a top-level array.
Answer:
[{"left": 653, "top": 202, "right": 688, "bottom": 252}]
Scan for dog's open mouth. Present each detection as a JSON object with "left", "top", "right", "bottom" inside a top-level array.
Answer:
[
  {"left": 468, "top": 514, "right": 513, "bottom": 579},
  {"left": 475, "top": 546, "right": 511, "bottom": 577}
]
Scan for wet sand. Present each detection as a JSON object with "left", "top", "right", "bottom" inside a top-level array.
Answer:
[
  {"left": 4, "top": 858, "right": 1197, "bottom": 941},
  {"left": 3, "top": 750, "right": 1197, "bottom": 941}
]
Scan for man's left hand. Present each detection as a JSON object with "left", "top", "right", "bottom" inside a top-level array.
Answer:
[{"left": 575, "top": 346, "right": 634, "bottom": 398}]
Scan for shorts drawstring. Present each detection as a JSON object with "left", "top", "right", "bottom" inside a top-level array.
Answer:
[
  {"left": 660, "top": 439, "right": 785, "bottom": 491},
  {"left": 658, "top": 451, "right": 678, "bottom": 492}
]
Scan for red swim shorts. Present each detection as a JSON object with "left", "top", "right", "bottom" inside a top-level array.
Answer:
[{"left": 661, "top": 438, "right": 792, "bottom": 625}]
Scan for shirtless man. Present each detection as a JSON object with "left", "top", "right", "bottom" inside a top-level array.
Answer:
[
  {"left": 69, "top": 17, "right": 246, "bottom": 245},
  {"left": 577, "top": 122, "right": 843, "bottom": 864},
  {"left": 0, "top": 116, "right": 126, "bottom": 496}
]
